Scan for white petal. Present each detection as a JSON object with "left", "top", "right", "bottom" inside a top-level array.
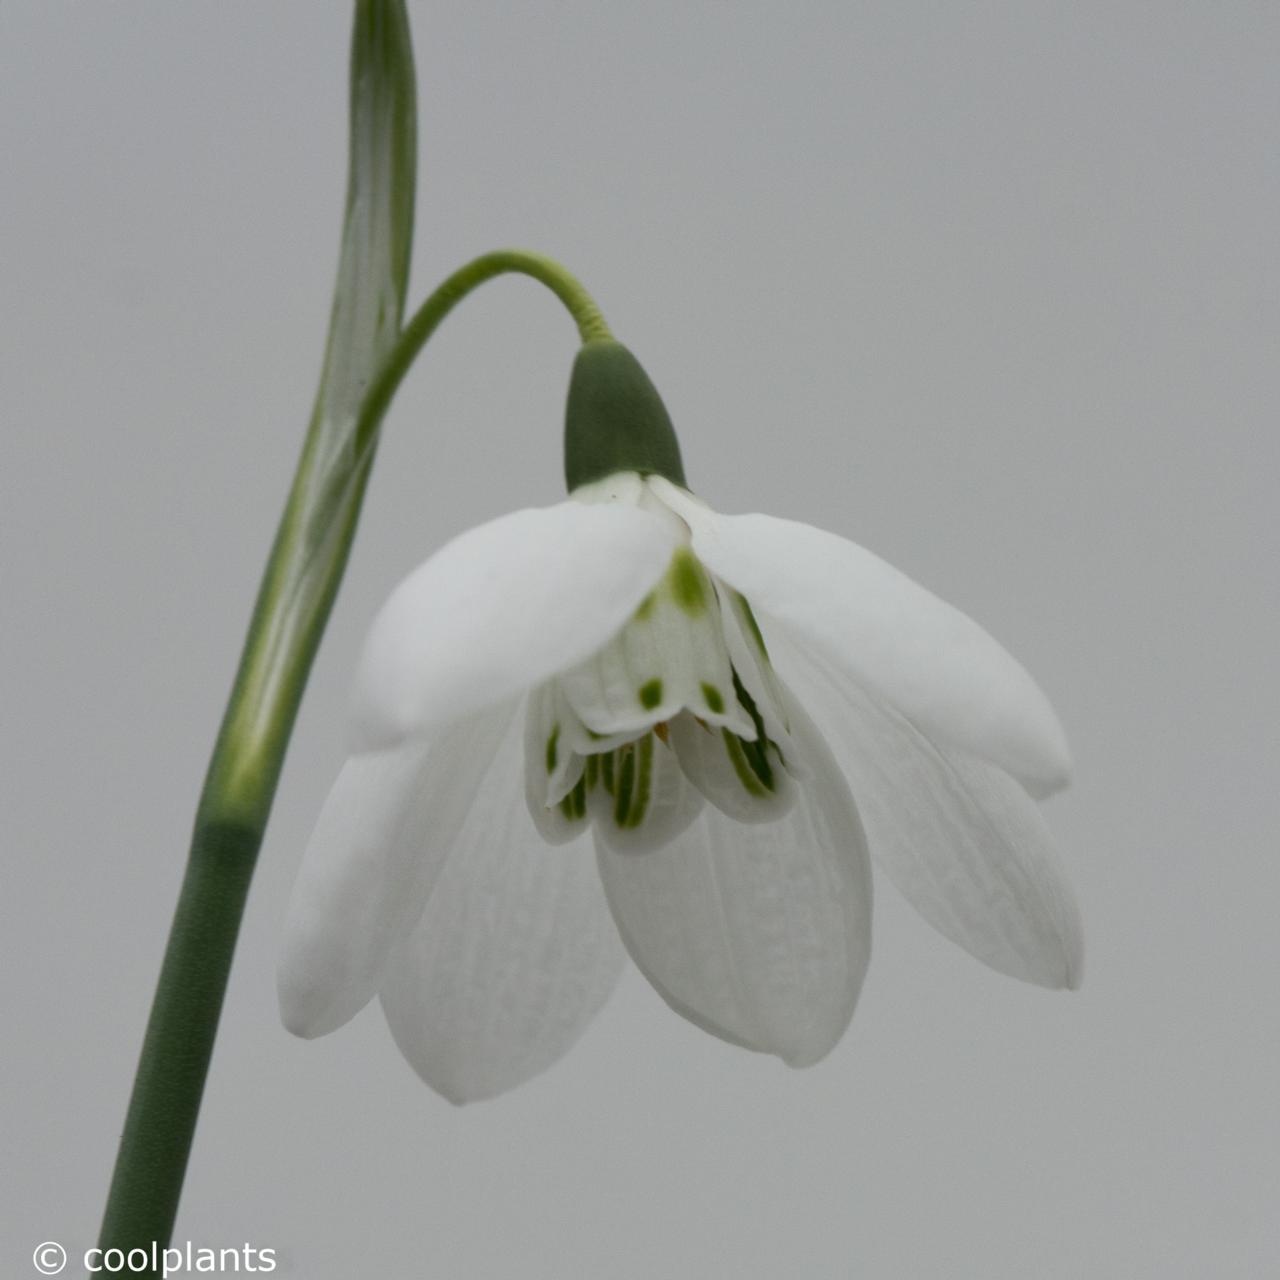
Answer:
[
  {"left": 556, "top": 549, "right": 752, "bottom": 740},
  {"left": 379, "top": 719, "right": 626, "bottom": 1104},
  {"left": 649, "top": 477, "right": 1071, "bottom": 794},
  {"left": 277, "top": 700, "right": 518, "bottom": 1038},
  {"left": 776, "top": 633, "right": 1082, "bottom": 988},
  {"left": 712, "top": 579, "right": 796, "bottom": 759},
  {"left": 522, "top": 683, "right": 589, "bottom": 845},
  {"left": 350, "top": 501, "right": 678, "bottom": 751},
  {"left": 555, "top": 682, "right": 646, "bottom": 757},
  {"left": 568, "top": 470, "right": 648, "bottom": 507},
  {"left": 596, "top": 695, "right": 872, "bottom": 1066}
]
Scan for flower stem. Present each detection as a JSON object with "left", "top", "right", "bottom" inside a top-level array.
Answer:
[
  {"left": 307, "top": 249, "right": 614, "bottom": 551},
  {"left": 97, "top": 32, "right": 616, "bottom": 1269},
  {"left": 97, "top": 822, "right": 259, "bottom": 1254},
  {"left": 99, "top": 0, "right": 417, "bottom": 1258},
  {"left": 353, "top": 249, "right": 614, "bottom": 463}
]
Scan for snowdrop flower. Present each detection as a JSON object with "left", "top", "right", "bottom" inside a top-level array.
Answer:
[{"left": 278, "top": 341, "right": 1081, "bottom": 1103}]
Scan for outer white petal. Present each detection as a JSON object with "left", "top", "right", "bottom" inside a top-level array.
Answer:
[
  {"left": 776, "top": 632, "right": 1083, "bottom": 989},
  {"left": 596, "top": 695, "right": 872, "bottom": 1067},
  {"left": 277, "top": 700, "right": 517, "bottom": 1038},
  {"left": 648, "top": 477, "right": 1071, "bottom": 794},
  {"left": 350, "top": 501, "right": 678, "bottom": 751},
  {"left": 379, "top": 709, "right": 626, "bottom": 1104}
]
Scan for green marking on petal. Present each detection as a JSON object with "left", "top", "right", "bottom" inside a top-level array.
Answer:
[
  {"left": 639, "top": 678, "right": 664, "bottom": 710},
  {"left": 557, "top": 776, "right": 587, "bottom": 821},
  {"left": 735, "top": 592, "right": 770, "bottom": 658},
  {"left": 722, "top": 730, "right": 771, "bottom": 797},
  {"left": 545, "top": 724, "right": 560, "bottom": 775},
  {"left": 585, "top": 754, "right": 599, "bottom": 790},
  {"left": 613, "top": 746, "right": 636, "bottom": 825},
  {"left": 668, "top": 547, "right": 707, "bottom": 616},
  {"left": 601, "top": 750, "right": 616, "bottom": 795},
  {"left": 742, "top": 733, "right": 775, "bottom": 789},
  {"left": 633, "top": 591, "right": 657, "bottom": 622},
  {"left": 727, "top": 670, "right": 782, "bottom": 788},
  {"left": 700, "top": 682, "right": 725, "bottom": 715},
  {"left": 623, "top": 733, "right": 655, "bottom": 828},
  {"left": 732, "top": 671, "right": 767, "bottom": 746}
]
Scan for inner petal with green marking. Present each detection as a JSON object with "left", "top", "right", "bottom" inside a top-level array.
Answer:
[{"left": 523, "top": 537, "right": 797, "bottom": 853}]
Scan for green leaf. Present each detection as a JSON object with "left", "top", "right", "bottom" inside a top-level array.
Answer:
[
  {"left": 310, "top": 0, "right": 417, "bottom": 480},
  {"left": 204, "top": 0, "right": 417, "bottom": 825}
]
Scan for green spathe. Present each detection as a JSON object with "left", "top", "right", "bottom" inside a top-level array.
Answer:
[{"left": 564, "top": 340, "right": 687, "bottom": 492}]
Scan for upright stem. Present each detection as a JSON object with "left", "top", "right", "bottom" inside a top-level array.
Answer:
[
  {"left": 98, "top": 0, "right": 418, "bottom": 1259},
  {"left": 97, "top": 824, "right": 259, "bottom": 1254},
  {"left": 96, "top": 67, "right": 615, "bottom": 1276}
]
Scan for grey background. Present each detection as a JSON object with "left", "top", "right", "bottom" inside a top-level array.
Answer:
[{"left": 3, "top": 3, "right": 1277, "bottom": 1276}]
